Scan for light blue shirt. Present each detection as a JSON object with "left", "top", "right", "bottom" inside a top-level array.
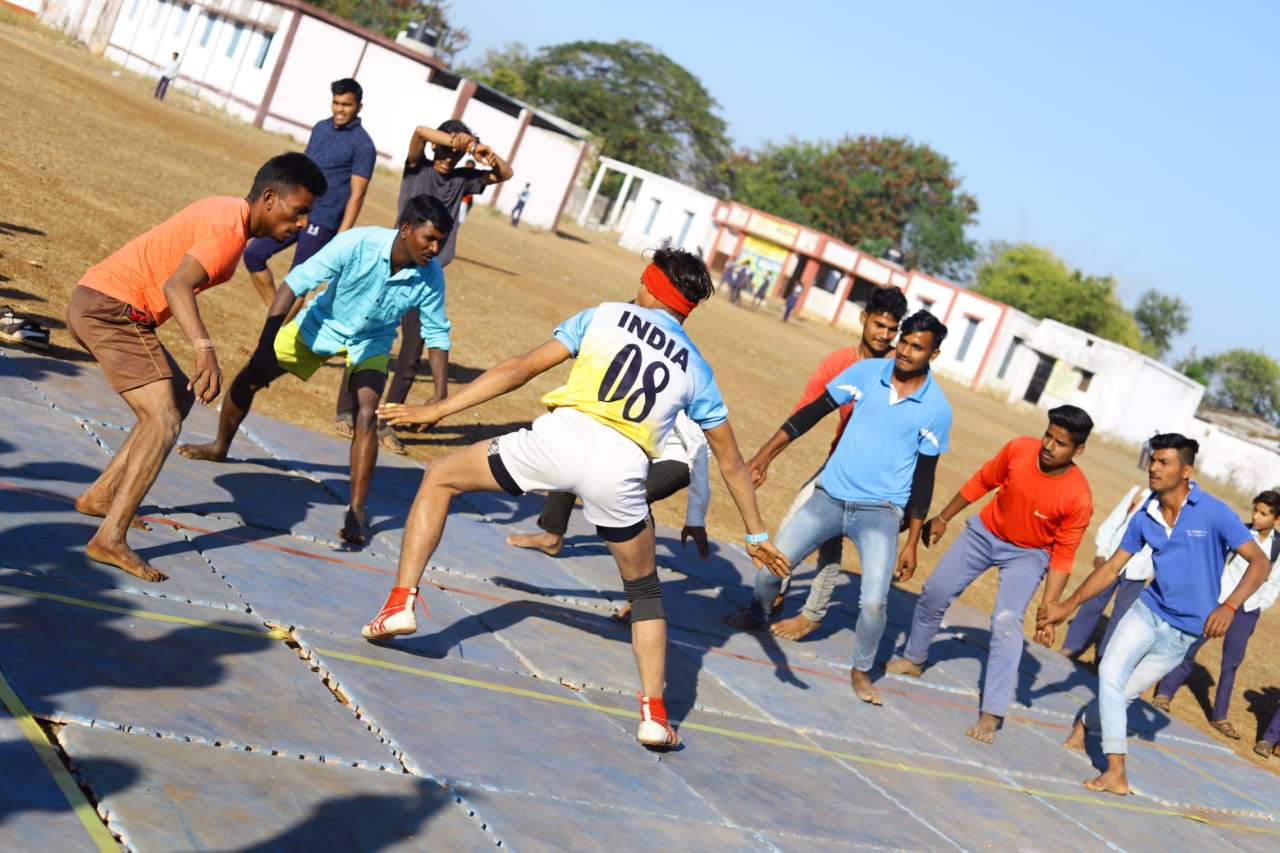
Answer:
[
  {"left": 1125, "top": 483, "right": 1253, "bottom": 635},
  {"left": 818, "top": 358, "right": 952, "bottom": 505},
  {"left": 285, "top": 227, "right": 450, "bottom": 367}
]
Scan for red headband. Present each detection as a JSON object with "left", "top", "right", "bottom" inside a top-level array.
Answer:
[{"left": 642, "top": 264, "right": 696, "bottom": 316}]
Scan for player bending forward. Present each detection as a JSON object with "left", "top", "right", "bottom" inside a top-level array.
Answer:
[{"left": 363, "top": 248, "right": 789, "bottom": 748}]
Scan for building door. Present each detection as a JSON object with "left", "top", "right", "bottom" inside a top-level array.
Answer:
[{"left": 1023, "top": 353, "right": 1056, "bottom": 404}]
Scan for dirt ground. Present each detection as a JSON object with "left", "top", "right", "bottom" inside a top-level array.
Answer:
[{"left": 2, "top": 13, "right": 1277, "bottom": 768}]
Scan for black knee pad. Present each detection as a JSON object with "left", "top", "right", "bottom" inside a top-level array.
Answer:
[{"left": 623, "top": 571, "right": 664, "bottom": 622}]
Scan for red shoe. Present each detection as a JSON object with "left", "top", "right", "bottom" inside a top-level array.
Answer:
[
  {"left": 362, "top": 586, "right": 419, "bottom": 639},
  {"left": 636, "top": 692, "right": 680, "bottom": 749}
]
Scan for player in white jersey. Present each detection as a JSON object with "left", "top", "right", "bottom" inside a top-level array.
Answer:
[{"left": 362, "top": 248, "right": 789, "bottom": 749}]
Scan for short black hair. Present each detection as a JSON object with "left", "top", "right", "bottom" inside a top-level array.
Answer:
[
  {"left": 438, "top": 119, "right": 472, "bottom": 136},
  {"left": 399, "top": 194, "right": 454, "bottom": 233},
  {"left": 1047, "top": 405, "right": 1093, "bottom": 444},
  {"left": 866, "top": 286, "right": 908, "bottom": 320},
  {"left": 1253, "top": 490, "right": 1280, "bottom": 515},
  {"left": 248, "top": 152, "right": 327, "bottom": 201},
  {"left": 1150, "top": 433, "right": 1199, "bottom": 466},
  {"left": 331, "top": 78, "right": 362, "bottom": 102},
  {"left": 651, "top": 247, "right": 714, "bottom": 309},
  {"left": 900, "top": 310, "right": 948, "bottom": 349}
]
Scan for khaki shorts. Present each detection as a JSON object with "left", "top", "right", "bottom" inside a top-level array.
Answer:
[
  {"left": 273, "top": 321, "right": 389, "bottom": 382},
  {"left": 65, "top": 285, "right": 178, "bottom": 394}
]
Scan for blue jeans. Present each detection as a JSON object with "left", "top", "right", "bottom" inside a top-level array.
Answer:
[
  {"left": 901, "top": 516, "right": 1049, "bottom": 717},
  {"left": 774, "top": 471, "right": 844, "bottom": 622},
  {"left": 1081, "top": 599, "right": 1197, "bottom": 754},
  {"left": 752, "top": 484, "right": 901, "bottom": 672}
]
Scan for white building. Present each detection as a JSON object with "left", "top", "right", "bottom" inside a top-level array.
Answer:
[
  {"left": 576, "top": 157, "right": 719, "bottom": 257},
  {"left": 37, "top": 0, "right": 591, "bottom": 231},
  {"left": 997, "top": 319, "right": 1205, "bottom": 445}
]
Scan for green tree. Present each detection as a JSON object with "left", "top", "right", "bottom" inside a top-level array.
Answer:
[
  {"left": 971, "top": 243, "right": 1142, "bottom": 348},
  {"left": 462, "top": 40, "right": 732, "bottom": 193},
  {"left": 308, "top": 1, "right": 469, "bottom": 64},
  {"left": 729, "top": 136, "right": 979, "bottom": 279},
  {"left": 1178, "top": 349, "right": 1280, "bottom": 424},
  {"left": 1133, "top": 289, "right": 1190, "bottom": 360}
]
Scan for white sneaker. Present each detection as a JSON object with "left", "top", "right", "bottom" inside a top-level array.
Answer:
[{"left": 361, "top": 587, "right": 418, "bottom": 639}]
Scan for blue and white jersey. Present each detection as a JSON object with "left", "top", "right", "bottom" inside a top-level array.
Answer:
[{"left": 541, "top": 302, "right": 727, "bottom": 457}]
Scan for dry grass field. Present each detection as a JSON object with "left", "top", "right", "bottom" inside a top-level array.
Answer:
[{"left": 2, "top": 12, "right": 1277, "bottom": 769}]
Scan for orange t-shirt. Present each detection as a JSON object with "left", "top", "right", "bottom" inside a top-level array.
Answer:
[
  {"left": 792, "top": 346, "right": 860, "bottom": 456},
  {"left": 960, "top": 435, "right": 1093, "bottom": 573},
  {"left": 79, "top": 196, "right": 251, "bottom": 326}
]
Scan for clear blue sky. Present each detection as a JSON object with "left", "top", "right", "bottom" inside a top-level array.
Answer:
[{"left": 448, "top": 1, "right": 1278, "bottom": 362}]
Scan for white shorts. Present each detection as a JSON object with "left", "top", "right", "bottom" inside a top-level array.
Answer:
[{"left": 490, "top": 407, "right": 650, "bottom": 530}]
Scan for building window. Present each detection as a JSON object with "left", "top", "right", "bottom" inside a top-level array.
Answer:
[
  {"left": 254, "top": 32, "right": 273, "bottom": 69},
  {"left": 1078, "top": 369, "right": 1094, "bottom": 392},
  {"left": 814, "top": 265, "right": 844, "bottom": 294},
  {"left": 199, "top": 14, "right": 215, "bottom": 47},
  {"left": 174, "top": 3, "right": 191, "bottom": 36},
  {"left": 997, "top": 336, "right": 1022, "bottom": 378},
  {"left": 128, "top": 0, "right": 143, "bottom": 21},
  {"left": 642, "top": 199, "right": 661, "bottom": 236},
  {"left": 955, "top": 316, "right": 980, "bottom": 361},
  {"left": 227, "top": 22, "right": 245, "bottom": 57},
  {"left": 919, "top": 297, "right": 936, "bottom": 314},
  {"left": 150, "top": 0, "right": 166, "bottom": 28}
]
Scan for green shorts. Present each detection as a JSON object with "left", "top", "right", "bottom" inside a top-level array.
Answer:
[{"left": 274, "top": 321, "right": 389, "bottom": 382}]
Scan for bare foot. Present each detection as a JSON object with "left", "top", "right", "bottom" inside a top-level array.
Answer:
[
  {"left": 176, "top": 442, "right": 228, "bottom": 462},
  {"left": 74, "top": 494, "right": 151, "bottom": 530},
  {"left": 966, "top": 712, "right": 1001, "bottom": 744},
  {"left": 1063, "top": 719, "right": 1088, "bottom": 753},
  {"left": 1082, "top": 771, "right": 1130, "bottom": 795},
  {"left": 850, "top": 667, "right": 882, "bottom": 706},
  {"left": 771, "top": 613, "right": 820, "bottom": 641},
  {"left": 85, "top": 537, "right": 167, "bottom": 582},
  {"left": 885, "top": 657, "right": 924, "bottom": 677},
  {"left": 506, "top": 531, "right": 563, "bottom": 556},
  {"left": 339, "top": 507, "right": 366, "bottom": 545}
]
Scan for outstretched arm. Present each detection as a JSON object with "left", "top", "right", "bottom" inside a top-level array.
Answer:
[
  {"left": 747, "top": 390, "right": 838, "bottom": 486},
  {"left": 923, "top": 491, "right": 971, "bottom": 547},
  {"left": 703, "top": 420, "right": 790, "bottom": 576},
  {"left": 1208, "top": 540, "right": 1271, "bottom": 637},
  {"left": 379, "top": 339, "right": 570, "bottom": 428},
  {"left": 1036, "top": 547, "right": 1133, "bottom": 640}
]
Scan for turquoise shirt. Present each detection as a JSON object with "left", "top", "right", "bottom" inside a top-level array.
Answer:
[
  {"left": 818, "top": 358, "right": 952, "bottom": 505},
  {"left": 285, "top": 227, "right": 450, "bottom": 366}
]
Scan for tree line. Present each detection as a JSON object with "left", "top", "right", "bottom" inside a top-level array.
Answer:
[{"left": 319, "top": 4, "right": 1279, "bottom": 425}]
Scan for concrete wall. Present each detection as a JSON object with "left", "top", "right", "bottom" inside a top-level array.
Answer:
[
  {"left": 495, "top": 123, "right": 585, "bottom": 231},
  {"left": 978, "top": 308, "right": 1040, "bottom": 394},
  {"left": 1190, "top": 419, "right": 1280, "bottom": 496}
]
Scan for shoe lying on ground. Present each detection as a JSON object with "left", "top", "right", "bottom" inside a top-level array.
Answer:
[
  {"left": 1254, "top": 739, "right": 1276, "bottom": 758},
  {"left": 379, "top": 425, "right": 407, "bottom": 455},
  {"left": 636, "top": 692, "right": 680, "bottom": 749},
  {"left": 1150, "top": 694, "right": 1172, "bottom": 712},
  {"left": 0, "top": 307, "right": 49, "bottom": 350},
  {"left": 362, "top": 586, "right": 419, "bottom": 639},
  {"left": 331, "top": 417, "right": 354, "bottom": 439}
]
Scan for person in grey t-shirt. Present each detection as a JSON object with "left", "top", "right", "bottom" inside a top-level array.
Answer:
[{"left": 332, "top": 119, "right": 513, "bottom": 452}]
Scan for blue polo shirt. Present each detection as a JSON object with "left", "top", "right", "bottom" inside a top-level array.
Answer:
[
  {"left": 1123, "top": 483, "right": 1252, "bottom": 635},
  {"left": 818, "top": 359, "right": 952, "bottom": 505},
  {"left": 304, "top": 116, "right": 377, "bottom": 231},
  {"left": 285, "top": 227, "right": 450, "bottom": 366}
]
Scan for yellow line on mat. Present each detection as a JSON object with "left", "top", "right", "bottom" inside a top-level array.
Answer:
[
  {"left": 0, "top": 666, "right": 120, "bottom": 852},
  {"left": 0, "top": 583, "right": 288, "bottom": 640},
  {"left": 316, "top": 645, "right": 1280, "bottom": 835}
]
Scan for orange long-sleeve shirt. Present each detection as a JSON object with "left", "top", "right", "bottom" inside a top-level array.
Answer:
[{"left": 960, "top": 435, "right": 1093, "bottom": 573}]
